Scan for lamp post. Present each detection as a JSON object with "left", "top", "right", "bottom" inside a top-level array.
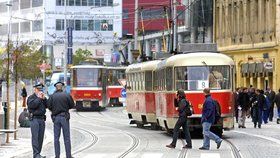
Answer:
[{"left": 6, "top": 1, "right": 12, "bottom": 143}]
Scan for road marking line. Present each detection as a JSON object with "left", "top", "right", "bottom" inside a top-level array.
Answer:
[
  {"left": 141, "top": 153, "right": 163, "bottom": 158},
  {"left": 200, "top": 153, "right": 220, "bottom": 158},
  {"left": 83, "top": 154, "right": 107, "bottom": 158},
  {"left": 233, "top": 131, "right": 280, "bottom": 145}
]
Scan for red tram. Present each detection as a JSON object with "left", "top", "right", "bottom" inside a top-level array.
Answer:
[
  {"left": 70, "top": 65, "right": 126, "bottom": 111},
  {"left": 126, "top": 52, "right": 235, "bottom": 135}
]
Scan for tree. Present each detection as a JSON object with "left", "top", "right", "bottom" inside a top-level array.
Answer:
[{"left": 73, "top": 48, "right": 93, "bottom": 65}]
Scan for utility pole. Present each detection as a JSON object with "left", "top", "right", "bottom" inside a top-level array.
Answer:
[
  {"left": 6, "top": 1, "right": 12, "bottom": 143},
  {"left": 134, "top": 0, "right": 139, "bottom": 50},
  {"left": 173, "top": 0, "right": 177, "bottom": 52},
  {"left": 169, "top": 0, "right": 173, "bottom": 54},
  {"left": 63, "top": 0, "right": 68, "bottom": 86},
  {"left": 14, "top": 48, "right": 18, "bottom": 140}
]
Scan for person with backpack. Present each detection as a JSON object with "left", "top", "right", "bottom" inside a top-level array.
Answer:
[
  {"left": 199, "top": 88, "right": 222, "bottom": 150},
  {"left": 166, "top": 89, "right": 192, "bottom": 149}
]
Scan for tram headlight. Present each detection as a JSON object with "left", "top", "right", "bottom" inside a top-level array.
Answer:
[
  {"left": 98, "top": 93, "right": 101, "bottom": 96},
  {"left": 228, "top": 106, "right": 232, "bottom": 110}
]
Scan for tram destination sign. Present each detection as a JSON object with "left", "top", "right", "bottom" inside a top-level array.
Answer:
[{"left": 178, "top": 43, "right": 217, "bottom": 53}]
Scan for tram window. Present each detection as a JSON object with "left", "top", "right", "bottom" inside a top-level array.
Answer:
[
  {"left": 145, "top": 71, "right": 153, "bottom": 91},
  {"left": 73, "top": 68, "right": 100, "bottom": 87},
  {"left": 107, "top": 69, "right": 125, "bottom": 86},
  {"left": 166, "top": 67, "right": 173, "bottom": 91},
  {"left": 209, "top": 66, "right": 230, "bottom": 90}
]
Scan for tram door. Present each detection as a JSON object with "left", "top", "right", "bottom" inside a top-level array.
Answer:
[{"left": 101, "top": 68, "right": 108, "bottom": 106}]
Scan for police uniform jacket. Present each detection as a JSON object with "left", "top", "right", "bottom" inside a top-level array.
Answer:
[
  {"left": 27, "top": 93, "right": 47, "bottom": 117},
  {"left": 48, "top": 90, "right": 75, "bottom": 116}
]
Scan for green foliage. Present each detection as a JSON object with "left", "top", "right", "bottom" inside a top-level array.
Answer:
[{"left": 73, "top": 48, "right": 93, "bottom": 65}]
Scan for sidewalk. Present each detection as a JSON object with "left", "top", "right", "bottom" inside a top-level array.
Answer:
[{"left": 0, "top": 101, "right": 52, "bottom": 158}]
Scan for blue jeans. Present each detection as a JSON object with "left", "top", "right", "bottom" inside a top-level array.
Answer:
[
  {"left": 277, "top": 107, "right": 280, "bottom": 118},
  {"left": 54, "top": 115, "right": 72, "bottom": 158},
  {"left": 262, "top": 109, "right": 269, "bottom": 123},
  {"left": 202, "top": 122, "right": 222, "bottom": 149},
  {"left": 30, "top": 118, "right": 45, "bottom": 158}
]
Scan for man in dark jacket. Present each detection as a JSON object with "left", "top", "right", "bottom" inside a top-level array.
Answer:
[
  {"left": 253, "top": 89, "right": 265, "bottom": 128},
  {"left": 48, "top": 82, "right": 75, "bottom": 158},
  {"left": 166, "top": 89, "right": 192, "bottom": 149},
  {"left": 27, "top": 83, "right": 47, "bottom": 158},
  {"left": 238, "top": 87, "right": 250, "bottom": 128},
  {"left": 199, "top": 88, "right": 222, "bottom": 150},
  {"left": 265, "top": 87, "right": 276, "bottom": 122},
  {"left": 274, "top": 89, "right": 280, "bottom": 124}
]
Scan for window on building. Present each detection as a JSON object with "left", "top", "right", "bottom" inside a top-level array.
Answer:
[
  {"left": 94, "top": 20, "right": 100, "bottom": 31},
  {"left": 88, "top": 0, "right": 94, "bottom": 6},
  {"left": 32, "top": 0, "right": 43, "bottom": 7},
  {"left": 67, "top": 20, "right": 75, "bottom": 29},
  {"left": 20, "top": 0, "right": 31, "bottom": 9},
  {"left": 108, "top": 0, "right": 113, "bottom": 6},
  {"left": 56, "top": 0, "right": 64, "bottom": 6},
  {"left": 95, "top": 0, "right": 101, "bottom": 6},
  {"left": 101, "top": 0, "right": 107, "bottom": 6},
  {"left": 20, "top": 21, "right": 31, "bottom": 33},
  {"left": 82, "top": 0, "right": 87, "bottom": 6},
  {"left": 11, "top": 23, "right": 19, "bottom": 34},
  {"left": 56, "top": 19, "right": 64, "bottom": 30},
  {"left": 12, "top": 0, "right": 19, "bottom": 10},
  {"left": 75, "top": 0, "right": 81, "bottom": 6},
  {"left": 81, "top": 20, "right": 88, "bottom": 31},
  {"left": 32, "top": 20, "right": 43, "bottom": 32},
  {"left": 69, "top": 0, "right": 75, "bottom": 6},
  {"left": 0, "top": 3, "right": 7, "bottom": 13},
  {"left": 75, "top": 20, "right": 81, "bottom": 30},
  {"left": 88, "top": 20, "right": 94, "bottom": 31},
  {"left": 0, "top": 24, "right": 7, "bottom": 35},
  {"left": 108, "top": 19, "right": 113, "bottom": 31}
]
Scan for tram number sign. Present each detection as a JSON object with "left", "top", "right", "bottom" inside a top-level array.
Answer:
[
  {"left": 197, "top": 80, "right": 209, "bottom": 90},
  {"left": 121, "top": 88, "right": 127, "bottom": 98}
]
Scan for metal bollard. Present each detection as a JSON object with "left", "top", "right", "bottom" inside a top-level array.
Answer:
[{"left": 3, "top": 102, "right": 7, "bottom": 129}]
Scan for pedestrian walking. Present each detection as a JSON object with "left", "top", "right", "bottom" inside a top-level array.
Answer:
[
  {"left": 199, "top": 88, "right": 222, "bottom": 150},
  {"left": 265, "top": 87, "right": 276, "bottom": 122},
  {"left": 274, "top": 89, "right": 280, "bottom": 124},
  {"left": 47, "top": 81, "right": 75, "bottom": 158},
  {"left": 18, "top": 108, "right": 30, "bottom": 127},
  {"left": 166, "top": 89, "right": 192, "bottom": 149},
  {"left": 238, "top": 87, "right": 250, "bottom": 128},
  {"left": 27, "top": 83, "right": 47, "bottom": 158},
  {"left": 234, "top": 88, "right": 241, "bottom": 123},
  {"left": 252, "top": 89, "right": 265, "bottom": 128},
  {"left": 263, "top": 90, "right": 270, "bottom": 124},
  {"left": 21, "top": 82, "right": 27, "bottom": 107}
]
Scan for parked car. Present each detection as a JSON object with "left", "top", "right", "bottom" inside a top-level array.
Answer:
[{"left": 46, "top": 72, "right": 71, "bottom": 95}]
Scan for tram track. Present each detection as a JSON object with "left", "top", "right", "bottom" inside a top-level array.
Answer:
[
  {"left": 177, "top": 139, "right": 188, "bottom": 158},
  {"left": 72, "top": 126, "right": 98, "bottom": 155},
  {"left": 74, "top": 111, "right": 141, "bottom": 157},
  {"left": 224, "top": 139, "right": 243, "bottom": 158}
]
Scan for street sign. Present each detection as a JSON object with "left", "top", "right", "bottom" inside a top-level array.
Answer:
[
  {"left": 67, "top": 48, "right": 73, "bottom": 65},
  {"left": 67, "top": 27, "right": 73, "bottom": 47},
  {"left": 264, "top": 62, "right": 273, "bottom": 69},
  {"left": 121, "top": 88, "right": 126, "bottom": 98}
]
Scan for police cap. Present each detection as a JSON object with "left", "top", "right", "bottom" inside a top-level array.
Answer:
[
  {"left": 33, "top": 83, "right": 44, "bottom": 91},
  {"left": 54, "top": 81, "right": 65, "bottom": 87}
]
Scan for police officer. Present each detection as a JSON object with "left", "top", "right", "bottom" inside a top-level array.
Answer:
[
  {"left": 27, "top": 83, "right": 47, "bottom": 158},
  {"left": 47, "top": 81, "right": 75, "bottom": 158}
]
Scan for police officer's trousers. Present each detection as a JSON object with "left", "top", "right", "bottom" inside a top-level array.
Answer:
[
  {"left": 30, "top": 118, "right": 45, "bottom": 158},
  {"left": 54, "top": 115, "right": 71, "bottom": 158}
]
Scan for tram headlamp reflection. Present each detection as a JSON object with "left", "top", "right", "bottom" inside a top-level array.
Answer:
[{"left": 98, "top": 93, "right": 101, "bottom": 96}]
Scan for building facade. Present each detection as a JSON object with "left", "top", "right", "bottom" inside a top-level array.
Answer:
[
  {"left": 214, "top": 0, "right": 280, "bottom": 90},
  {"left": 0, "top": 0, "right": 122, "bottom": 69}
]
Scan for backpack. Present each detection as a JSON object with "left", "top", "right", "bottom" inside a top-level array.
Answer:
[
  {"left": 213, "top": 100, "right": 221, "bottom": 124},
  {"left": 185, "top": 100, "right": 193, "bottom": 116}
]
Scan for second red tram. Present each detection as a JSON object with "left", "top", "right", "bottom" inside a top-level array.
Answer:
[
  {"left": 126, "top": 52, "right": 235, "bottom": 135},
  {"left": 71, "top": 65, "right": 126, "bottom": 111}
]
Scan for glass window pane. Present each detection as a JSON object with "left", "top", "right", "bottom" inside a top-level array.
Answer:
[
  {"left": 73, "top": 68, "right": 101, "bottom": 87},
  {"left": 32, "top": 0, "right": 43, "bottom": 7},
  {"left": 101, "top": 20, "right": 107, "bottom": 31},
  {"left": 20, "top": 0, "right": 31, "bottom": 9},
  {"left": 12, "top": 23, "right": 19, "bottom": 34},
  {"left": 94, "top": 20, "right": 100, "bottom": 31},
  {"left": 81, "top": 20, "right": 88, "bottom": 31},
  {"left": 12, "top": 0, "right": 19, "bottom": 10},
  {"left": 101, "top": 0, "right": 107, "bottom": 6},
  {"left": 0, "top": 2, "right": 7, "bottom": 13},
  {"left": 32, "top": 20, "right": 43, "bottom": 32},
  {"left": 82, "top": 0, "right": 88, "bottom": 6},
  {"left": 88, "top": 20, "right": 94, "bottom": 31},
  {"left": 108, "top": 0, "right": 113, "bottom": 6},
  {"left": 88, "top": 0, "right": 94, "bottom": 6},
  {"left": 75, "top": 20, "right": 81, "bottom": 30},
  {"left": 0, "top": 24, "right": 8, "bottom": 35},
  {"left": 67, "top": 20, "right": 75, "bottom": 29},
  {"left": 20, "top": 21, "right": 31, "bottom": 33},
  {"left": 56, "top": 19, "right": 64, "bottom": 30},
  {"left": 75, "top": 0, "right": 81, "bottom": 6},
  {"left": 95, "top": 0, "right": 100, "bottom": 6},
  {"left": 69, "top": 0, "right": 75, "bottom": 6}
]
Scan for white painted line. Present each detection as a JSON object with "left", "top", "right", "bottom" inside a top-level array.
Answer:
[
  {"left": 200, "top": 153, "right": 220, "bottom": 158},
  {"left": 141, "top": 153, "right": 163, "bottom": 158},
  {"left": 233, "top": 131, "right": 280, "bottom": 145},
  {"left": 83, "top": 154, "right": 107, "bottom": 158}
]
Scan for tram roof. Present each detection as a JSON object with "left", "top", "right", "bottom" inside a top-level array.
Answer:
[
  {"left": 157, "top": 52, "right": 234, "bottom": 68},
  {"left": 126, "top": 60, "right": 161, "bottom": 73},
  {"left": 70, "top": 65, "right": 105, "bottom": 69},
  {"left": 106, "top": 66, "right": 127, "bottom": 70}
]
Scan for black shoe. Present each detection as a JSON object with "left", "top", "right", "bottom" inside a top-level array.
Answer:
[
  {"left": 258, "top": 125, "right": 261, "bottom": 128},
  {"left": 199, "top": 147, "right": 209, "bottom": 150},
  {"left": 166, "top": 144, "right": 175, "bottom": 148},
  {"left": 242, "top": 126, "right": 246, "bottom": 128},
  {"left": 39, "top": 156, "right": 46, "bottom": 158},
  {"left": 182, "top": 145, "right": 192, "bottom": 149},
  {"left": 217, "top": 140, "right": 222, "bottom": 149},
  {"left": 254, "top": 124, "right": 256, "bottom": 128}
]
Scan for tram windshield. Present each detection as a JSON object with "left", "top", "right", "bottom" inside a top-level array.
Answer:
[
  {"left": 175, "top": 66, "right": 231, "bottom": 91},
  {"left": 108, "top": 69, "right": 126, "bottom": 86},
  {"left": 72, "top": 68, "right": 102, "bottom": 87}
]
